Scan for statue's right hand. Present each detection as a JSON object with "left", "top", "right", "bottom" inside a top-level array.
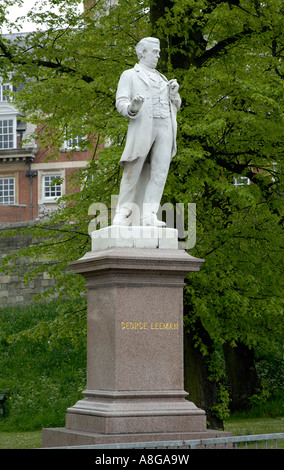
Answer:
[{"left": 129, "top": 93, "right": 145, "bottom": 114}]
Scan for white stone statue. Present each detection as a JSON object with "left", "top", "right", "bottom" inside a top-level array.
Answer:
[{"left": 113, "top": 37, "right": 181, "bottom": 227}]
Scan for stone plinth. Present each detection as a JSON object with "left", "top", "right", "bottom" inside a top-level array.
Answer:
[
  {"left": 91, "top": 225, "right": 179, "bottom": 250},
  {"left": 42, "top": 231, "right": 229, "bottom": 447}
]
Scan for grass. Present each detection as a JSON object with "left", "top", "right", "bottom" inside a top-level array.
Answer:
[
  {"left": 0, "top": 431, "right": 42, "bottom": 449},
  {"left": 224, "top": 416, "right": 284, "bottom": 436},
  {"left": 0, "top": 417, "right": 283, "bottom": 449},
  {"left": 224, "top": 417, "right": 284, "bottom": 449}
]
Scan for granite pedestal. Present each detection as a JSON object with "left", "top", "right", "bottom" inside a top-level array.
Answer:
[{"left": 42, "top": 227, "right": 230, "bottom": 447}]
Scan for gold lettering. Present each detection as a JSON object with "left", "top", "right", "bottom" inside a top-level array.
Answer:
[
  {"left": 121, "top": 321, "right": 148, "bottom": 329},
  {"left": 121, "top": 321, "right": 178, "bottom": 330}
]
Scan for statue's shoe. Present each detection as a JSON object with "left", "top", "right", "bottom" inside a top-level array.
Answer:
[{"left": 141, "top": 214, "right": 166, "bottom": 227}]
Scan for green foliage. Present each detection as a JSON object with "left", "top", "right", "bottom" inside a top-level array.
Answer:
[
  {"left": 226, "top": 391, "right": 284, "bottom": 421},
  {"left": 249, "top": 389, "right": 271, "bottom": 408},
  {"left": 0, "top": 0, "right": 283, "bottom": 414},
  {"left": 210, "top": 386, "right": 231, "bottom": 422},
  {"left": 0, "top": 300, "right": 86, "bottom": 431},
  {"left": 255, "top": 346, "right": 284, "bottom": 398},
  {"left": 0, "top": 301, "right": 282, "bottom": 433},
  {"left": 159, "top": 0, "right": 284, "bottom": 356},
  {"left": 0, "top": 0, "right": 153, "bottom": 301},
  {"left": 1, "top": 0, "right": 149, "bottom": 155}
]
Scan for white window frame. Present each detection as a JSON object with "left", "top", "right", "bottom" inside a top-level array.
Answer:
[
  {"left": 233, "top": 176, "right": 250, "bottom": 186},
  {"left": 0, "top": 82, "right": 13, "bottom": 102},
  {"left": 0, "top": 176, "right": 15, "bottom": 205},
  {"left": 42, "top": 174, "right": 63, "bottom": 202},
  {"left": 0, "top": 116, "right": 16, "bottom": 149},
  {"left": 64, "top": 135, "right": 83, "bottom": 150}
]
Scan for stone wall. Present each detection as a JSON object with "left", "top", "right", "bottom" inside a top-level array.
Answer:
[{"left": 0, "top": 220, "right": 58, "bottom": 306}]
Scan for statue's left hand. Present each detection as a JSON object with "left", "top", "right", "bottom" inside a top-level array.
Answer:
[{"left": 168, "top": 79, "right": 179, "bottom": 94}]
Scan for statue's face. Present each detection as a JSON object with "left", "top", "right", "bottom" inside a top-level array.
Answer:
[{"left": 140, "top": 43, "right": 160, "bottom": 69}]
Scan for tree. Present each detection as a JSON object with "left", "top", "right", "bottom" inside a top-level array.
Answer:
[
  {"left": 0, "top": 0, "right": 283, "bottom": 425},
  {"left": 149, "top": 0, "right": 283, "bottom": 418}
]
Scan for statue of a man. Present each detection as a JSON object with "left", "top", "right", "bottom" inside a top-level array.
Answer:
[{"left": 113, "top": 37, "right": 181, "bottom": 227}]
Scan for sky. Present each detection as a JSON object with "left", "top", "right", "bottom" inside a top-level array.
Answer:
[
  {"left": 2, "top": 0, "right": 83, "bottom": 34},
  {"left": 2, "top": 0, "right": 38, "bottom": 33}
]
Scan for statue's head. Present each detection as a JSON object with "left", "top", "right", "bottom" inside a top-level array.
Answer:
[{"left": 136, "top": 37, "right": 160, "bottom": 69}]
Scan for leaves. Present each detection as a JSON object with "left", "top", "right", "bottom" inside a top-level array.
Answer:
[{"left": 0, "top": 0, "right": 283, "bottom": 358}]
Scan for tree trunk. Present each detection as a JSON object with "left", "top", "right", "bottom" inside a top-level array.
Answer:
[
  {"left": 184, "top": 321, "right": 224, "bottom": 430},
  {"left": 150, "top": 0, "right": 207, "bottom": 70},
  {"left": 223, "top": 342, "right": 261, "bottom": 412}
]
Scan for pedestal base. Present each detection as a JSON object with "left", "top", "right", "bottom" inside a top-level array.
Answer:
[
  {"left": 65, "top": 390, "right": 206, "bottom": 435},
  {"left": 42, "top": 241, "right": 230, "bottom": 448},
  {"left": 42, "top": 427, "right": 231, "bottom": 448}
]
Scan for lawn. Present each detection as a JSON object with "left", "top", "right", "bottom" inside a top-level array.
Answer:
[
  {"left": 0, "top": 431, "right": 42, "bottom": 449},
  {"left": 225, "top": 416, "right": 284, "bottom": 436}
]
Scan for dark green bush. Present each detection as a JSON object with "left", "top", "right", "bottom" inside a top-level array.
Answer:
[{"left": 0, "top": 300, "right": 87, "bottom": 431}]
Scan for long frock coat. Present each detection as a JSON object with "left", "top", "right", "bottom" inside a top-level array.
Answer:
[{"left": 116, "top": 63, "right": 181, "bottom": 168}]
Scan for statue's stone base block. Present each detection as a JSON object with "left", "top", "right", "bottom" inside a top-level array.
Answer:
[
  {"left": 42, "top": 428, "right": 230, "bottom": 448},
  {"left": 42, "top": 241, "right": 231, "bottom": 447},
  {"left": 91, "top": 225, "right": 179, "bottom": 250}
]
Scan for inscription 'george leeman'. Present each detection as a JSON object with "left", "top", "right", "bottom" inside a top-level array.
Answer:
[{"left": 121, "top": 321, "right": 179, "bottom": 330}]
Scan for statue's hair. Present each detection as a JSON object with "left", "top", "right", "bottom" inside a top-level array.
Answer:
[{"left": 135, "top": 37, "right": 160, "bottom": 60}]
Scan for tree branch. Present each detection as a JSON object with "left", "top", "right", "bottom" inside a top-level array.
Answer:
[
  {"left": 196, "top": 27, "right": 266, "bottom": 67},
  {"left": 0, "top": 37, "right": 95, "bottom": 83}
]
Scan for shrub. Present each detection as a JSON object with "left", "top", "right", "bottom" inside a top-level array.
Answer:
[{"left": 0, "top": 300, "right": 87, "bottom": 431}]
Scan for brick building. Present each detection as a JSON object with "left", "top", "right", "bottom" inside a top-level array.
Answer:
[{"left": 0, "top": 34, "right": 96, "bottom": 224}]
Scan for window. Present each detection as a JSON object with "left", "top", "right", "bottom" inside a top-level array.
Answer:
[
  {"left": 0, "top": 83, "right": 12, "bottom": 102},
  {"left": 233, "top": 176, "right": 250, "bottom": 186},
  {"left": 0, "top": 119, "right": 14, "bottom": 149},
  {"left": 0, "top": 177, "right": 15, "bottom": 204},
  {"left": 43, "top": 175, "right": 62, "bottom": 201},
  {"left": 64, "top": 135, "right": 83, "bottom": 150},
  {"left": 1, "top": 84, "right": 10, "bottom": 102}
]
